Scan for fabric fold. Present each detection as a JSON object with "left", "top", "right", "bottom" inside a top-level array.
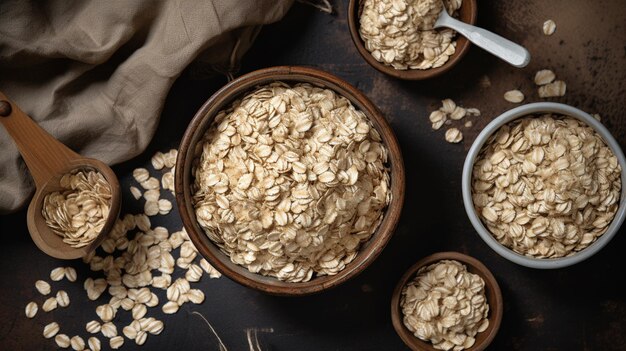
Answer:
[{"left": 0, "top": 0, "right": 294, "bottom": 214}]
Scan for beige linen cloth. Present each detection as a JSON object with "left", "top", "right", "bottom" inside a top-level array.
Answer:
[{"left": 0, "top": 0, "right": 293, "bottom": 214}]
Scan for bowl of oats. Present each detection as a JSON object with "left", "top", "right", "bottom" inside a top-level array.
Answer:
[
  {"left": 391, "top": 252, "right": 503, "bottom": 351},
  {"left": 462, "top": 102, "right": 626, "bottom": 268},
  {"left": 348, "top": 0, "right": 477, "bottom": 80},
  {"left": 175, "top": 66, "right": 405, "bottom": 295}
]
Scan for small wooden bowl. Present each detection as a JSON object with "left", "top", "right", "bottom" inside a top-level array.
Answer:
[
  {"left": 347, "top": 0, "right": 477, "bottom": 80},
  {"left": 391, "top": 252, "right": 503, "bottom": 351},
  {"left": 176, "top": 66, "right": 405, "bottom": 296}
]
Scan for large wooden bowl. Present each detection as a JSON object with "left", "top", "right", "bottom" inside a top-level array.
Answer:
[
  {"left": 175, "top": 66, "right": 405, "bottom": 296},
  {"left": 348, "top": 0, "right": 477, "bottom": 80},
  {"left": 391, "top": 252, "right": 503, "bottom": 351}
]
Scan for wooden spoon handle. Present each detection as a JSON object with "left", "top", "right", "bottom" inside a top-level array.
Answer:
[{"left": 0, "top": 91, "right": 81, "bottom": 188}]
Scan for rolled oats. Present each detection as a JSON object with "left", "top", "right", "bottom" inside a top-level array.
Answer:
[
  {"left": 43, "top": 322, "right": 60, "bottom": 339},
  {"left": 401, "top": 260, "right": 490, "bottom": 351},
  {"left": 130, "top": 186, "right": 142, "bottom": 200},
  {"left": 123, "top": 325, "right": 138, "bottom": 339},
  {"left": 50, "top": 267, "right": 66, "bottom": 281},
  {"left": 200, "top": 259, "right": 222, "bottom": 278},
  {"left": 35, "top": 280, "right": 51, "bottom": 295},
  {"left": 504, "top": 90, "right": 525, "bottom": 103},
  {"left": 158, "top": 199, "right": 172, "bottom": 215},
  {"left": 151, "top": 152, "right": 166, "bottom": 170},
  {"left": 192, "top": 82, "right": 391, "bottom": 282},
  {"left": 538, "top": 80, "right": 566, "bottom": 98},
  {"left": 56, "top": 290, "right": 70, "bottom": 307},
  {"left": 65, "top": 267, "right": 77, "bottom": 282},
  {"left": 86, "top": 320, "right": 101, "bottom": 334},
  {"left": 359, "top": 0, "right": 462, "bottom": 70},
  {"left": 132, "top": 303, "right": 148, "bottom": 320},
  {"left": 88, "top": 337, "right": 101, "bottom": 351},
  {"left": 70, "top": 335, "right": 85, "bottom": 351},
  {"left": 25, "top": 302, "right": 38, "bottom": 318},
  {"left": 135, "top": 330, "right": 148, "bottom": 345},
  {"left": 109, "top": 335, "right": 124, "bottom": 349},
  {"left": 101, "top": 322, "right": 118, "bottom": 338},
  {"left": 55, "top": 334, "right": 71, "bottom": 348},
  {"left": 534, "top": 69, "right": 556, "bottom": 86},
  {"left": 133, "top": 168, "right": 150, "bottom": 183},
  {"left": 162, "top": 301, "right": 179, "bottom": 314},
  {"left": 472, "top": 115, "right": 621, "bottom": 258},
  {"left": 445, "top": 127, "right": 463, "bottom": 143},
  {"left": 25, "top": 146, "right": 222, "bottom": 349},
  {"left": 543, "top": 19, "right": 556, "bottom": 35},
  {"left": 42, "top": 170, "right": 111, "bottom": 248}
]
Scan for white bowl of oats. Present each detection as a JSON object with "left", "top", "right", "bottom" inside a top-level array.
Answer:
[
  {"left": 462, "top": 102, "right": 626, "bottom": 268},
  {"left": 175, "top": 66, "right": 405, "bottom": 295}
]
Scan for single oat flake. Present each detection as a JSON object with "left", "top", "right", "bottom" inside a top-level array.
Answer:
[
  {"left": 503, "top": 90, "right": 525, "bottom": 103},
  {"left": 538, "top": 80, "right": 566, "bottom": 98}
]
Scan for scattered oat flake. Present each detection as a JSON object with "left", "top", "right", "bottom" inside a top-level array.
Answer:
[
  {"left": 479, "top": 75, "right": 491, "bottom": 88},
  {"left": 445, "top": 128, "right": 463, "bottom": 143},
  {"left": 504, "top": 90, "right": 525, "bottom": 103},
  {"left": 35, "top": 280, "right": 51, "bottom": 295},
  {"left": 534, "top": 69, "right": 556, "bottom": 86},
  {"left": 130, "top": 186, "right": 142, "bottom": 200},
  {"left": 471, "top": 115, "right": 621, "bottom": 258},
  {"left": 359, "top": 0, "right": 462, "bottom": 70},
  {"left": 543, "top": 19, "right": 556, "bottom": 35},
  {"left": 25, "top": 302, "right": 38, "bottom": 318},
  {"left": 401, "top": 260, "right": 489, "bottom": 350},
  {"left": 538, "top": 80, "right": 566, "bottom": 98}
]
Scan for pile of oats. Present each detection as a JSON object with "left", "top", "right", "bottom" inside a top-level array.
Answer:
[
  {"left": 27, "top": 149, "right": 222, "bottom": 350},
  {"left": 401, "top": 260, "right": 490, "bottom": 351},
  {"left": 359, "top": 0, "right": 462, "bottom": 70},
  {"left": 472, "top": 115, "right": 621, "bottom": 258},
  {"left": 42, "top": 170, "right": 112, "bottom": 248},
  {"left": 192, "top": 82, "right": 391, "bottom": 282}
]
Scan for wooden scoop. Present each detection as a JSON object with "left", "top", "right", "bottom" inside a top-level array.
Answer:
[{"left": 0, "top": 91, "right": 121, "bottom": 259}]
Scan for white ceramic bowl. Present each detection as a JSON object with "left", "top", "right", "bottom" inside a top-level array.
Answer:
[{"left": 462, "top": 102, "right": 626, "bottom": 268}]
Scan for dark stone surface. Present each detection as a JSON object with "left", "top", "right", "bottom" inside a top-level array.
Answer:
[{"left": 1, "top": 0, "right": 625, "bottom": 350}]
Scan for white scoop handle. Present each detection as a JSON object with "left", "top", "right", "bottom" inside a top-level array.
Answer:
[{"left": 435, "top": 11, "right": 531, "bottom": 68}]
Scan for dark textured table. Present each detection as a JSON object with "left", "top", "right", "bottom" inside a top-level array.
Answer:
[{"left": 1, "top": 1, "right": 625, "bottom": 350}]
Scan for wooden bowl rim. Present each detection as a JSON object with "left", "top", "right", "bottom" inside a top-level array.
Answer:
[
  {"left": 390, "top": 251, "right": 503, "bottom": 351},
  {"left": 175, "top": 65, "right": 406, "bottom": 296},
  {"left": 347, "top": 0, "right": 478, "bottom": 80}
]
